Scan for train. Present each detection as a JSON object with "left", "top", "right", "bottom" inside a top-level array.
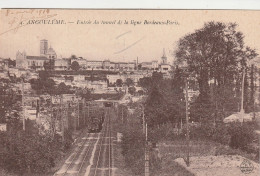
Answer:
[{"left": 87, "top": 110, "right": 105, "bottom": 133}]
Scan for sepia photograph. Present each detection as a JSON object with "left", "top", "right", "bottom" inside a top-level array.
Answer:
[{"left": 0, "top": 9, "right": 259, "bottom": 176}]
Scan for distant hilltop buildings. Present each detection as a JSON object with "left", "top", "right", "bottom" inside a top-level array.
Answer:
[
  {"left": 16, "top": 39, "right": 57, "bottom": 70},
  {"left": 15, "top": 39, "right": 173, "bottom": 74}
]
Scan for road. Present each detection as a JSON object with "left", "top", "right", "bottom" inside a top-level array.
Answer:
[{"left": 54, "top": 107, "right": 115, "bottom": 176}]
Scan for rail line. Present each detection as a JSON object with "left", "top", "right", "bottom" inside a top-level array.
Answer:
[
  {"left": 108, "top": 107, "right": 112, "bottom": 176},
  {"left": 77, "top": 107, "right": 107, "bottom": 175},
  {"left": 76, "top": 134, "right": 97, "bottom": 176},
  {"left": 93, "top": 107, "right": 112, "bottom": 176},
  {"left": 59, "top": 130, "right": 91, "bottom": 176}
]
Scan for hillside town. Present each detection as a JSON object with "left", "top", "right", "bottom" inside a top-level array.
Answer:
[{"left": 0, "top": 39, "right": 175, "bottom": 135}]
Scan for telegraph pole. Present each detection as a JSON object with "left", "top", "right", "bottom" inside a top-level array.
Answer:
[
  {"left": 83, "top": 99, "right": 86, "bottom": 126},
  {"left": 61, "top": 95, "right": 64, "bottom": 143},
  {"left": 22, "top": 79, "right": 25, "bottom": 131},
  {"left": 241, "top": 67, "right": 245, "bottom": 114},
  {"left": 142, "top": 105, "right": 145, "bottom": 134},
  {"left": 143, "top": 103, "right": 149, "bottom": 176},
  {"left": 121, "top": 106, "right": 123, "bottom": 123},
  {"left": 88, "top": 101, "right": 90, "bottom": 118},
  {"left": 240, "top": 67, "right": 246, "bottom": 125},
  {"left": 77, "top": 100, "right": 80, "bottom": 128},
  {"left": 185, "top": 77, "right": 190, "bottom": 167},
  {"left": 145, "top": 122, "right": 149, "bottom": 176}
]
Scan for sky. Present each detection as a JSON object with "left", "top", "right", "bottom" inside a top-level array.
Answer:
[{"left": 0, "top": 9, "right": 260, "bottom": 64}]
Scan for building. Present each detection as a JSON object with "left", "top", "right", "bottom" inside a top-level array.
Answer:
[
  {"left": 118, "top": 62, "right": 128, "bottom": 71},
  {"left": 54, "top": 59, "right": 69, "bottom": 70},
  {"left": 141, "top": 62, "right": 153, "bottom": 70},
  {"left": 106, "top": 72, "right": 146, "bottom": 85},
  {"left": 40, "top": 39, "right": 57, "bottom": 59},
  {"left": 161, "top": 48, "right": 167, "bottom": 64},
  {"left": 16, "top": 39, "right": 57, "bottom": 70},
  {"left": 73, "top": 75, "right": 85, "bottom": 82},
  {"left": 106, "top": 74, "right": 125, "bottom": 85},
  {"left": 159, "top": 49, "right": 172, "bottom": 73},
  {"left": 71, "top": 58, "right": 87, "bottom": 69},
  {"left": 52, "top": 77, "right": 66, "bottom": 85},
  {"left": 26, "top": 56, "right": 49, "bottom": 70},
  {"left": 86, "top": 60, "right": 103, "bottom": 70},
  {"left": 45, "top": 46, "right": 57, "bottom": 59},
  {"left": 40, "top": 39, "right": 48, "bottom": 56},
  {"left": 8, "top": 68, "right": 28, "bottom": 78},
  {"left": 128, "top": 62, "right": 136, "bottom": 70},
  {"left": 103, "top": 60, "right": 111, "bottom": 70},
  {"left": 151, "top": 60, "right": 159, "bottom": 70},
  {"left": 0, "top": 70, "right": 8, "bottom": 79},
  {"left": 86, "top": 80, "right": 108, "bottom": 93},
  {"left": 0, "top": 58, "right": 9, "bottom": 70}
]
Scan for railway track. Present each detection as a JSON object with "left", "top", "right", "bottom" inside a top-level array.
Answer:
[
  {"left": 92, "top": 107, "right": 113, "bottom": 176},
  {"left": 59, "top": 132, "right": 92, "bottom": 176},
  {"left": 55, "top": 106, "right": 113, "bottom": 176}
]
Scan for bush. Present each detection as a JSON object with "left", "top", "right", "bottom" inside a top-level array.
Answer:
[
  {"left": 63, "top": 129, "right": 73, "bottom": 151},
  {"left": 228, "top": 123, "right": 255, "bottom": 150},
  {"left": 121, "top": 130, "right": 145, "bottom": 175},
  {"left": 189, "top": 124, "right": 215, "bottom": 140},
  {"left": 0, "top": 130, "right": 63, "bottom": 175},
  {"left": 188, "top": 123, "right": 257, "bottom": 154},
  {"left": 212, "top": 125, "right": 230, "bottom": 145}
]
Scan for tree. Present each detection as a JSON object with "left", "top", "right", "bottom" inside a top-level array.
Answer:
[
  {"left": 31, "top": 62, "right": 37, "bottom": 70},
  {"left": 55, "top": 82, "right": 72, "bottom": 95},
  {"left": 139, "top": 77, "right": 152, "bottom": 92},
  {"left": 175, "top": 22, "right": 258, "bottom": 122},
  {"left": 70, "top": 55, "right": 77, "bottom": 60},
  {"left": 43, "top": 59, "right": 54, "bottom": 71},
  {"left": 145, "top": 87, "right": 168, "bottom": 127},
  {"left": 0, "top": 124, "right": 64, "bottom": 174},
  {"left": 170, "top": 66, "right": 186, "bottom": 124},
  {"left": 176, "top": 22, "right": 257, "bottom": 94},
  {"left": 116, "top": 79, "right": 123, "bottom": 87},
  {"left": 39, "top": 71, "right": 50, "bottom": 80},
  {"left": 30, "top": 78, "right": 55, "bottom": 95},
  {"left": 7, "top": 58, "right": 16, "bottom": 67},
  {"left": 125, "top": 78, "right": 134, "bottom": 87},
  {"left": 128, "top": 86, "right": 136, "bottom": 95},
  {"left": 0, "top": 80, "right": 21, "bottom": 123},
  {"left": 75, "top": 88, "right": 91, "bottom": 100},
  {"left": 71, "top": 61, "right": 80, "bottom": 71}
]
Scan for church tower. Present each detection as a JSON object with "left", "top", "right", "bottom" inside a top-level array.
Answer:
[
  {"left": 40, "top": 39, "right": 48, "bottom": 56},
  {"left": 161, "top": 48, "right": 167, "bottom": 64}
]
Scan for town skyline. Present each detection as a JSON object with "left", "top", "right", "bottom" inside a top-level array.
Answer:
[{"left": 1, "top": 10, "right": 260, "bottom": 63}]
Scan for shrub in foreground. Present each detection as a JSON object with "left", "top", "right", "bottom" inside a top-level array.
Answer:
[{"left": 0, "top": 130, "right": 64, "bottom": 175}]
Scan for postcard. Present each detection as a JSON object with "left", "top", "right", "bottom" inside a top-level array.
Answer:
[{"left": 0, "top": 9, "right": 259, "bottom": 176}]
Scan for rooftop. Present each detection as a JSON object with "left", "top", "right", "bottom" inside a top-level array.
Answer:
[{"left": 26, "top": 56, "right": 48, "bottom": 60}]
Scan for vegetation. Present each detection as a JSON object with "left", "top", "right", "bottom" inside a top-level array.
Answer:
[
  {"left": 125, "top": 78, "right": 134, "bottom": 87},
  {"left": 175, "top": 21, "right": 258, "bottom": 122},
  {"left": 113, "top": 104, "right": 162, "bottom": 176},
  {"left": 116, "top": 79, "right": 123, "bottom": 87},
  {"left": 0, "top": 80, "right": 21, "bottom": 123},
  {"left": 30, "top": 77, "right": 56, "bottom": 95},
  {"left": 138, "top": 22, "right": 259, "bottom": 132},
  {"left": 43, "top": 59, "right": 55, "bottom": 71},
  {"left": 71, "top": 61, "right": 80, "bottom": 71},
  {"left": 54, "top": 82, "right": 73, "bottom": 95},
  {"left": 121, "top": 130, "right": 145, "bottom": 175},
  {"left": 0, "top": 120, "right": 72, "bottom": 175},
  {"left": 128, "top": 86, "right": 136, "bottom": 95}
]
